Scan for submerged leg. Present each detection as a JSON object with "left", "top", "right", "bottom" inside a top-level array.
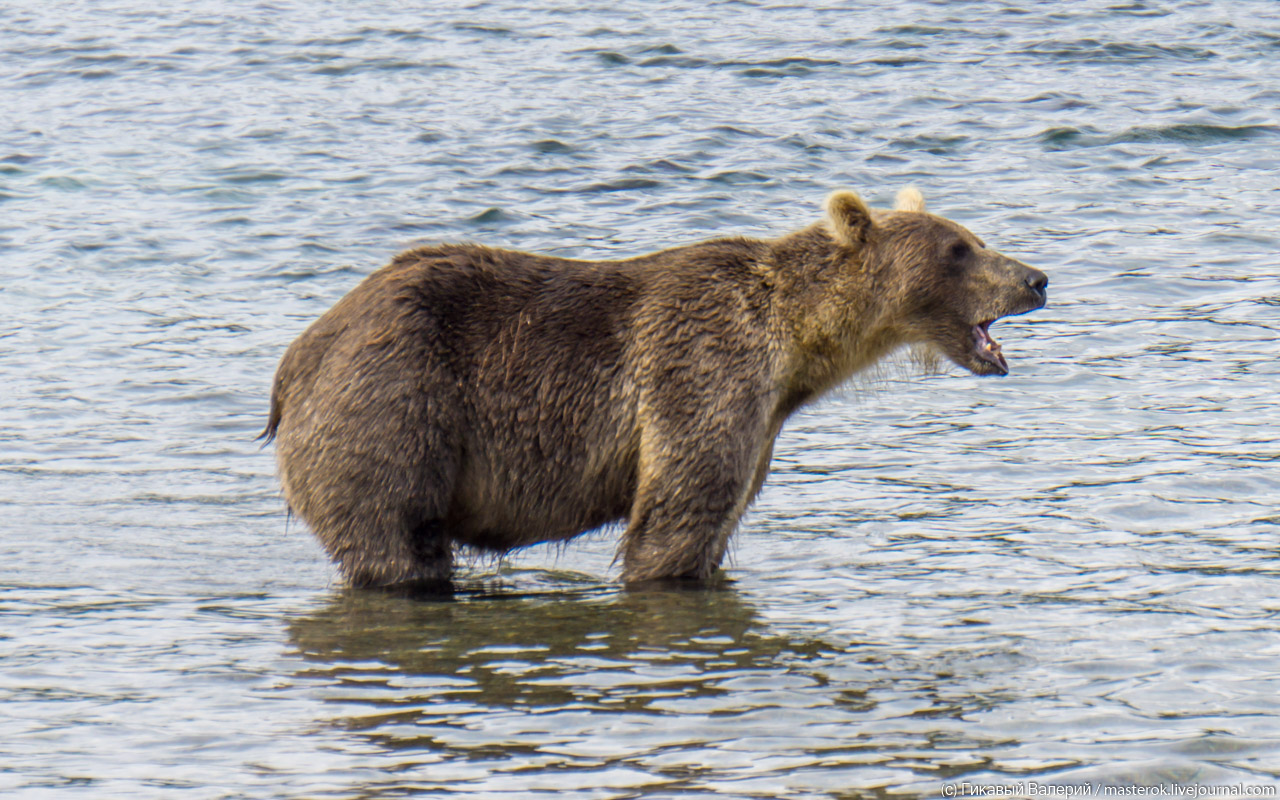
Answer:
[
  {"left": 619, "top": 407, "right": 772, "bottom": 584},
  {"left": 276, "top": 387, "right": 462, "bottom": 588}
]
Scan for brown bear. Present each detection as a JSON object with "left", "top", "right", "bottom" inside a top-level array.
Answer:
[{"left": 263, "top": 187, "right": 1047, "bottom": 588}]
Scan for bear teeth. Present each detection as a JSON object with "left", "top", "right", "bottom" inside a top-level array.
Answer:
[{"left": 973, "top": 321, "right": 1008, "bottom": 373}]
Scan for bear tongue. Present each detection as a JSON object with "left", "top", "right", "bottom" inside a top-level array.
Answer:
[{"left": 974, "top": 321, "right": 1008, "bottom": 373}]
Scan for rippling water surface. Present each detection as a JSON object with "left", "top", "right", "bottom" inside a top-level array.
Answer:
[{"left": 4, "top": 1, "right": 1280, "bottom": 797}]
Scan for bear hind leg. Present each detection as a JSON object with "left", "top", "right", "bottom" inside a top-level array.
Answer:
[
  {"left": 310, "top": 500, "right": 455, "bottom": 589},
  {"left": 280, "top": 418, "right": 462, "bottom": 589}
]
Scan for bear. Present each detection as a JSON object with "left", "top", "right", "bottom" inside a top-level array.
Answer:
[{"left": 263, "top": 187, "right": 1047, "bottom": 588}]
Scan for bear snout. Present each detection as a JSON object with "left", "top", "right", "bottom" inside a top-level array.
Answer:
[
  {"left": 1021, "top": 265, "right": 1049, "bottom": 304},
  {"left": 989, "top": 258, "right": 1048, "bottom": 316}
]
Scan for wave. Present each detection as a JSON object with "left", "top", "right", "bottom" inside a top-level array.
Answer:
[{"left": 1039, "top": 124, "right": 1278, "bottom": 149}]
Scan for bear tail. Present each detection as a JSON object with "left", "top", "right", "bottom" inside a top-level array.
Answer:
[{"left": 258, "top": 395, "right": 281, "bottom": 444}]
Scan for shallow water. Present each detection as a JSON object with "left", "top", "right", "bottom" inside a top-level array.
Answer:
[{"left": 3, "top": 1, "right": 1280, "bottom": 797}]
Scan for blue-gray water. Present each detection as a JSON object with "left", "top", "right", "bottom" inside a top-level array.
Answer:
[{"left": 3, "top": 1, "right": 1280, "bottom": 797}]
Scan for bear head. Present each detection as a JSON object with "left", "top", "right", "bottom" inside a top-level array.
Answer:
[{"left": 824, "top": 187, "right": 1048, "bottom": 377}]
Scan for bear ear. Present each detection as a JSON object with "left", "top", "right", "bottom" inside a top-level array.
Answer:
[
  {"left": 823, "top": 190, "right": 874, "bottom": 247},
  {"left": 894, "top": 186, "right": 927, "bottom": 213}
]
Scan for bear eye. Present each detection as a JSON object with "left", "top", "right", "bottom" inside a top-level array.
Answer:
[{"left": 949, "top": 241, "right": 971, "bottom": 261}]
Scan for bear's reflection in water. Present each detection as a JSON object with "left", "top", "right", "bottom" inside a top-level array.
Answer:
[
  {"left": 286, "top": 575, "right": 837, "bottom": 719},
  {"left": 282, "top": 575, "right": 1058, "bottom": 795}
]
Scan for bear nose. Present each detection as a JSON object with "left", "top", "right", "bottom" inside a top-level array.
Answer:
[{"left": 1022, "top": 267, "right": 1048, "bottom": 298}]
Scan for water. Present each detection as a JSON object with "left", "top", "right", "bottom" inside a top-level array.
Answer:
[{"left": 3, "top": 1, "right": 1280, "bottom": 797}]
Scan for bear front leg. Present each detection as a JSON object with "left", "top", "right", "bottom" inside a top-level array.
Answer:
[{"left": 619, "top": 405, "right": 772, "bottom": 583}]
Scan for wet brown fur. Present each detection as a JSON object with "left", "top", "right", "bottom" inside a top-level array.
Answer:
[{"left": 264, "top": 189, "right": 1047, "bottom": 586}]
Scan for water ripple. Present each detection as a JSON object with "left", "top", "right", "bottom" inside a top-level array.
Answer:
[{"left": 3, "top": 0, "right": 1280, "bottom": 797}]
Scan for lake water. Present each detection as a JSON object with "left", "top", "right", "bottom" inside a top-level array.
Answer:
[{"left": 3, "top": 1, "right": 1280, "bottom": 797}]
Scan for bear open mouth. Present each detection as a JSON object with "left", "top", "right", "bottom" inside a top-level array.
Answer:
[{"left": 973, "top": 320, "right": 1008, "bottom": 374}]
